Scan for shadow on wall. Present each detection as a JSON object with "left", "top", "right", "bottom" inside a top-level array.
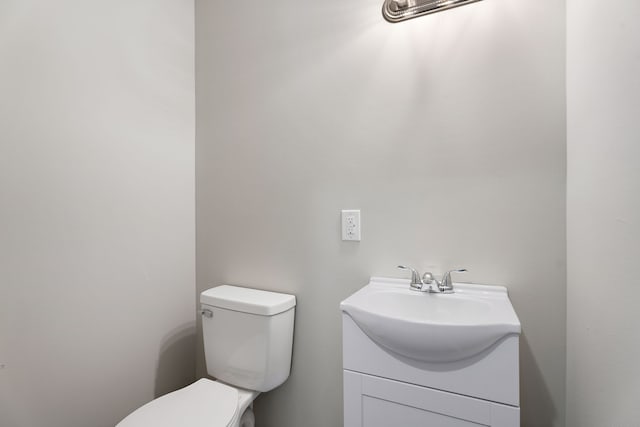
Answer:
[
  {"left": 520, "top": 333, "right": 557, "bottom": 427},
  {"left": 155, "top": 323, "right": 197, "bottom": 398}
]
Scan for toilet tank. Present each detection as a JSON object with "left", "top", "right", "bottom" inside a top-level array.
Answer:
[{"left": 200, "top": 285, "right": 296, "bottom": 392}]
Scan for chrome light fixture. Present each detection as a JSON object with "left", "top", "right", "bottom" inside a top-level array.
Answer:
[{"left": 382, "top": 0, "right": 482, "bottom": 23}]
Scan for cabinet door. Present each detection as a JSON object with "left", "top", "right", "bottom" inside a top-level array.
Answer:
[{"left": 344, "top": 370, "right": 519, "bottom": 427}]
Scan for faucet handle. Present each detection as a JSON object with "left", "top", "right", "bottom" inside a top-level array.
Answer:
[
  {"left": 440, "top": 268, "right": 467, "bottom": 291},
  {"left": 397, "top": 265, "right": 423, "bottom": 290}
]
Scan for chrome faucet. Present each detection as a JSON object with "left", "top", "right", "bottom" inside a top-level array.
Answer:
[{"left": 397, "top": 266, "right": 467, "bottom": 293}]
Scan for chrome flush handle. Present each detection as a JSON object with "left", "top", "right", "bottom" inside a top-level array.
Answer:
[{"left": 199, "top": 308, "right": 213, "bottom": 318}]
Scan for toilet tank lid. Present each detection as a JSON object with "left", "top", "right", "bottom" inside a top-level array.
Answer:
[{"left": 200, "top": 285, "right": 296, "bottom": 316}]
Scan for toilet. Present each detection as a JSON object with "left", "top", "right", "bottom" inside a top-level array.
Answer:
[{"left": 117, "top": 285, "right": 296, "bottom": 427}]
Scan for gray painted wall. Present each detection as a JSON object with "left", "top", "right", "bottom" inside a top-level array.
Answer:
[
  {"left": 566, "top": 0, "right": 640, "bottom": 425},
  {"left": 195, "top": 0, "right": 566, "bottom": 426},
  {"left": 0, "top": 1, "right": 196, "bottom": 426}
]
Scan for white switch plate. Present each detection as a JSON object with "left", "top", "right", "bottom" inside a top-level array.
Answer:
[{"left": 341, "top": 210, "right": 361, "bottom": 241}]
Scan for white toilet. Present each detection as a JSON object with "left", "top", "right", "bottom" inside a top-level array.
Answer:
[{"left": 117, "top": 285, "right": 296, "bottom": 427}]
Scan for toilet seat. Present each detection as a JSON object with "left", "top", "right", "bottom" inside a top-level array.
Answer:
[{"left": 117, "top": 379, "right": 239, "bottom": 427}]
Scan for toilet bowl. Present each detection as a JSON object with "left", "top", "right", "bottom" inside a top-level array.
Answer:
[{"left": 116, "top": 286, "right": 296, "bottom": 427}]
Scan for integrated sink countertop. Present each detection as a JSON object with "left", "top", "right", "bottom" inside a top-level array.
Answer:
[{"left": 340, "top": 277, "right": 521, "bottom": 363}]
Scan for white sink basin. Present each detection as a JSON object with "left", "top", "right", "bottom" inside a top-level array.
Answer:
[{"left": 340, "top": 277, "right": 521, "bottom": 363}]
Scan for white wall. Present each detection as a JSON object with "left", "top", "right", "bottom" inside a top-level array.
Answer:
[
  {"left": 566, "top": 1, "right": 640, "bottom": 425},
  {"left": 0, "top": 1, "right": 195, "bottom": 426},
  {"left": 196, "top": 0, "right": 566, "bottom": 426}
]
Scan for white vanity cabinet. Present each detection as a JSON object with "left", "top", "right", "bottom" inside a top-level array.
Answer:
[{"left": 341, "top": 279, "right": 521, "bottom": 427}]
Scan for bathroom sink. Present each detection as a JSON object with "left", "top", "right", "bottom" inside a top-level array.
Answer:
[{"left": 340, "top": 277, "right": 521, "bottom": 363}]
